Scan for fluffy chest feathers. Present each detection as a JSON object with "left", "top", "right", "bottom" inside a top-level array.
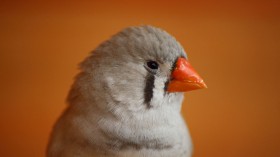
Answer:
[
  {"left": 99, "top": 107, "right": 192, "bottom": 157},
  {"left": 71, "top": 97, "right": 193, "bottom": 157}
]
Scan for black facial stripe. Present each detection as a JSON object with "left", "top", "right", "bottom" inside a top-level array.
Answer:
[
  {"left": 171, "top": 57, "right": 179, "bottom": 72},
  {"left": 144, "top": 74, "right": 155, "bottom": 108},
  {"left": 164, "top": 79, "right": 170, "bottom": 92},
  {"left": 164, "top": 57, "right": 180, "bottom": 93}
]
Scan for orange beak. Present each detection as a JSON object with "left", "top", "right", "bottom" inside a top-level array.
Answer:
[{"left": 167, "top": 57, "right": 207, "bottom": 92}]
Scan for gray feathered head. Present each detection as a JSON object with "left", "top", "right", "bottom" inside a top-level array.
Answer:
[{"left": 68, "top": 26, "right": 206, "bottom": 112}]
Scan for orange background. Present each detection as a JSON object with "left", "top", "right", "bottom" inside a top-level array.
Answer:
[{"left": 1, "top": 0, "right": 280, "bottom": 157}]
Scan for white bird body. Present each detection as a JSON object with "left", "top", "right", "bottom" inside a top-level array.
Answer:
[{"left": 47, "top": 26, "right": 206, "bottom": 157}]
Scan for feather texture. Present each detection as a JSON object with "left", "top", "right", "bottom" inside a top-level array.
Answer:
[{"left": 47, "top": 25, "right": 193, "bottom": 157}]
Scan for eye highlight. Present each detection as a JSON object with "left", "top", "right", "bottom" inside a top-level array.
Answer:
[
  {"left": 147, "top": 61, "right": 159, "bottom": 69},
  {"left": 145, "top": 61, "right": 159, "bottom": 74}
]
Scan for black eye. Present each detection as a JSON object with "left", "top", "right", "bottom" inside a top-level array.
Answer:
[{"left": 147, "top": 61, "right": 159, "bottom": 70}]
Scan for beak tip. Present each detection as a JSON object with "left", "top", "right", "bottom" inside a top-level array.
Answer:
[{"left": 200, "top": 80, "right": 208, "bottom": 89}]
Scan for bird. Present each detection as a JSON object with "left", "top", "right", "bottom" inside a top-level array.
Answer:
[{"left": 47, "top": 25, "right": 207, "bottom": 157}]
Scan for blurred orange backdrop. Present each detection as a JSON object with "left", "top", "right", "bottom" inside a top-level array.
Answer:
[{"left": 1, "top": 0, "right": 280, "bottom": 157}]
